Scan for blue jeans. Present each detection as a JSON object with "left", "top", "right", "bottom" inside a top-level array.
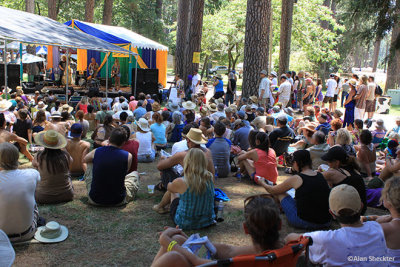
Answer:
[
  {"left": 225, "top": 93, "right": 234, "bottom": 106},
  {"left": 281, "top": 195, "right": 331, "bottom": 230},
  {"left": 138, "top": 150, "right": 155, "bottom": 163}
]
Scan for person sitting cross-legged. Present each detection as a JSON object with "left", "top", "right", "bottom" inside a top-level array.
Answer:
[
  {"left": 256, "top": 150, "right": 331, "bottom": 230},
  {"left": 152, "top": 148, "right": 215, "bottom": 230},
  {"left": 66, "top": 123, "right": 90, "bottom": 178},
  {"left": 285, "top": 184, "right": 389, "bottom": 267},
  {"left": 84, "top": 128, "right": 139, "bottom": 206},
  {"left": 0, "top": 143, "right": 41, "bottom": 243},
  {"left": 206, "top": 121, "right": 231, "bottom": 178},
  {"left": 151, "top": 195, "right": 284, "bottom": 267}
]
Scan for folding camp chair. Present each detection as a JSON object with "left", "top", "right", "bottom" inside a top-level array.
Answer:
[{"left": 198, "top": 236, "right": 312, "bottom": 267}]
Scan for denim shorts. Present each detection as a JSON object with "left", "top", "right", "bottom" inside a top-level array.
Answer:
[
  {"left": 137, "top": 150, "right": 155, "bottom": 163},
  {"left": 281, "top": 195, "right": 331, "bottom": 230}
]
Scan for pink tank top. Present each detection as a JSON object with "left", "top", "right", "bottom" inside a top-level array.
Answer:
[{"left": 254, "top": 148, "right": 278, "bottom": 184}]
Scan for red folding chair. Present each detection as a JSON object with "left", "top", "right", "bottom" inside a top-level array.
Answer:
[{"left": 198, "top": 236, "right": 312, "bottom": 267}]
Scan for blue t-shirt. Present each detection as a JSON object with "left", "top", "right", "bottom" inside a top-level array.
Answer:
[
  {"left": 133, "top": 107, "right": 146, "bottom": 121},
  {"left": 272, "top": 112, "right": 293, "bottom": 126},
  {"left": 206, "top": 137, "right": 232, "bottom": 178},
  {"left": 215, "top": 79, "right": 224, "bottom": 92},
  {"left": 150, "top": 123, "right": 167, "bottom": 145},
  {"left": 316, "top": 122, "right": 331, "bottom": 135},
  {"left": 233, "top": 126, "right": 251, "bottom": 151},
  {"left": 392, "top": 126, "right": 400, "bottom": 135}
]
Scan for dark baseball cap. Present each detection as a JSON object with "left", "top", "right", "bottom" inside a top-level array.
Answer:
[
  {"left": 321, "top": 146, "right": 348, "bottom": 162},
  {"left": 69, "top": 123, "right": 83, "bottom": 138}
]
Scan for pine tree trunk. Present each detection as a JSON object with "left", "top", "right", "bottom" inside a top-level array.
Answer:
[
  {"left": 201, "top": 54, "right": 209, "bottom": 78},
  {"left": 102, "top": 0, "right": 113, "bottom": 25},
  {"left": 175, "top": 0, "right": 190, "bottom": 77},
  {"left": 48, "top": 0, "right": 58, "bottom": 20},
  {"left": 183, "top": 0, "right": 205, "bottom": 85},
  {"left": 85, "top": 0, "right": 95, "bottom": 22},
  {"left": 242, "top": 0, "right": 271, "bottom": 97},
  {"left": 279, "top": 0, "right": 295, "bottom": 76},
  {"left": 385, "top": 0, "right": 400, "bottom": 90},
  {"left": 26, "top": 0, "right": 35, "bottom": 13},
  {"left": 320, "top": 0, "right": 330, "bottom": 29},
  {"left": 372, "top": 38, "right": 381, "bottom": 72},
  {"left": 156, "top": 0, "right": 163, "bottom": 19}
]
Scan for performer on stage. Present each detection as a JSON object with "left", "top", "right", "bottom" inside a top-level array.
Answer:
[
  {"left": 58, "top": 55, "right": 67, "bottom": 86},
  {"left": 111, "top": 58, "right": 121, "bottom": 91},
  {"left": 88, "top": 57, "right": 99, "bottom": 78}
]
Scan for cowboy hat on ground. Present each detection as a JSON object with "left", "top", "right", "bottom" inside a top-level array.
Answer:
[
  {"left": 34, "top": 130, "right": 67, "bottom": 150},
  {"left": 185, "top": 128, "right": 208, "bottom": 145},
  {"left": 34, "top": 221, "right": 68, "bottom": 243}
]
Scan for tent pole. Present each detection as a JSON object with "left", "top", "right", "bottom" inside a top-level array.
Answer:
[
  {"left": 134, "top": 55, "right": 138, "bottom": 97},
  {"left": 3, "top": 39, "right": 8, "bottom": 98},
  {"left": 150, "top": 51, "right": 152, "bottom": 69},
  {"left": 65, "top": 50, "right": 69, "bottom": 103},
  {"left": 19, "top": 43, "right": 23, "bottom": 85},
  {"left": 106, "top": 53, "right": 108, "bottom": 99}
]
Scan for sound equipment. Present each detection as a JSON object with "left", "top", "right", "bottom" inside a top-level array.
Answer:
[
  {"left": 0, "top": 64, "right": 20, "bottom": 90},
  {"left": 131, "top": 68, "right": 159, "bottom": 98}
]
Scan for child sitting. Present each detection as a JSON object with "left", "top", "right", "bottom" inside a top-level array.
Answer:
[{"left": 316, "top": 113, "right": 331, "bottom": 136}]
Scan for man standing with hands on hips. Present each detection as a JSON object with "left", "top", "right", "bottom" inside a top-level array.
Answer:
[{"left": 258, "top": 70, "right": 271, "bottom": 110}]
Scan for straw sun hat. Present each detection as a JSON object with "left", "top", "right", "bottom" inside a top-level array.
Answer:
[
  {"left": 36, "top": 101, "right": 48, "bottom": 110},
  {"left": 152, "top": 102, "right": 161, "bottom": 112},
  {"left": 0, "top": 100, "right": 12, "bottom": 112},
  {"left": 300, "top": 122, "right": 317, "bottom": 133},
  {"left": 34, "top": 221, "right": 69, "bottom": 243},
  {"left": 34, "top": 130, "right": 67, "bottom": 149},
  {"left": 182, "top": 101, "right": 196, "bottom": 110},
  {"left": 59, "top": 104, "right": 73, "bottom": 113},
  {"left": 137, "top": 118, "right": 150, "bottom": 132},
  {"left": 185, "top": 128, "right": 208, "bottom": 145}
]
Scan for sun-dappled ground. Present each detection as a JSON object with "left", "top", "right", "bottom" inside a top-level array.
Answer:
[{"left": 13, "top": 155, "right": 389, "bottom": 266}]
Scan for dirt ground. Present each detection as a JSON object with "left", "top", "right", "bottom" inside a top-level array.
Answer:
[{"left": 12, "top": 156, "right": 389, "bottom": 267}]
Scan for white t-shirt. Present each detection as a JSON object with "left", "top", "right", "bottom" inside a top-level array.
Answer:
[
  {"left": 367, "top": 82, "right": 377, "bottom": 101},
  {"left": 325, "top": 78, "right": 338, "bottom": 97},
  {"left": 278, "top": 81, "right": 292, "bottom": 100},
  {"left": 112, "top": 110, "right": 134, "bottom": 120},
  {"left": 211, "top": 111, "right": 226, "bottom": 122},
  {"left": 271, "top": 77, "right": 278, "bottom": 87},
  {"left": 259, "top": 77, "right": 270, "bottom": 98},
  {"left": 192, "top": 74, "right": 201, "bottom": 88},
  {"left": 334, "top": 79, "right": 342, "bottom": 95},
  {"left": 305, "top": 221, "right": 389, "bottom": 267},
  {"left": 136, "top": 131, "right": 153, "bottom": 156},
  {"left": 0, "top": 169, "right": 40, "bottom": 235},
  {"left": 112, "top": 102, "right": 122, "bottom": 113}
]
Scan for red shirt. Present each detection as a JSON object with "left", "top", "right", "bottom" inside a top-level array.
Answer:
[
  {"left": 79, "top": 104, "right": 88, "bottom": 114},
  {"left": 121, "top": 140, "right": 139, "bottom": 173},
  {"left": 254, "top": 148, "right": 278, "bottom": 184}
]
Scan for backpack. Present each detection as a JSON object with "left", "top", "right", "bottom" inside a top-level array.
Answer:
[{"left": 375, "top": 85, "right": 383, "bottom": 96}]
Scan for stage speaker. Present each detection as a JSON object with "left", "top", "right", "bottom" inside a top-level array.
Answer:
[
  {"left": 0, "top": 64, "right": 21, "bottom": 90},
  {"left": 132, "top": 68, "right": 159, "bottom": 97}
]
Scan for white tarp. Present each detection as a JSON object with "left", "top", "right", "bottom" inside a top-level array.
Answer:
[
  {"left": 0, "top": 6, "right": 134, "bottom": 54},
  {"left": 82, "top": 21, "right": 169, "bottom": 51},
  {"left": 17, "top": 54, "right": 45, "bottom": 64}
]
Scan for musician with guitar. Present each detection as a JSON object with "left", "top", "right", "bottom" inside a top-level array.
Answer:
[
  {"left": 111, "top": 58, "right": 121, "bottom": 91},
  {"left": 88, "top": 58, "right": 99, "bottom": 79}
]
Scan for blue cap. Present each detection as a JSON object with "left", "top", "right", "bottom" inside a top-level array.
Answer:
[
  {"left": 69, "top": 123, "right": 83, "bottom": 138},
  {"left": 237, "top": 110, "right": 246, "bottom": 119}
]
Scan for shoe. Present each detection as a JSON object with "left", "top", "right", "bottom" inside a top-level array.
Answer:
[{"left": 152, "top": 204, "right": 169, "bottom": 214}]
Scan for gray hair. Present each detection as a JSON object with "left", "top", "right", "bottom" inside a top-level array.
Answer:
[
  {"left": 172, "top": 111, "right": 183, "bottom": 124},
  {"left": 336, "top": 128, "right": 352, "bottom": 145},
  {"left": 0, "top": 143, "right": 19, "bottom": 170}
]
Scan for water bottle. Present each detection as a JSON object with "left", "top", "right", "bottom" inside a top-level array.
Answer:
[
  {"left": 214, "top": 165, "right": 218, "bottom": 179},
  {"left": 216, "top": 200, "right": 224, "bottom": 222},
  {"left": 236, "top": 167, "right": 241, "bottom": 182}
]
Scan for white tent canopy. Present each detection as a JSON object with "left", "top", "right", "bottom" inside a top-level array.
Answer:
[
  {"left": 82, "top": 21, "right": 169, "bottom": 51},
  {"left": 0, "top": 6, "right": 133, "bottom": 54},
  {"left": 17, "top": 54, "right": 45, "bottom": 64}
]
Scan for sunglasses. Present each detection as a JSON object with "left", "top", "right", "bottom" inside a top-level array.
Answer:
[{"left": 244, "top": 194, "right": 274, "bottom": 209}]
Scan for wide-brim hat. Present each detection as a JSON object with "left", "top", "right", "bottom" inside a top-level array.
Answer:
[
  {"left": 200, "top": 107, "right": 209, "bottom": 115},
  {"left": 229, "top": 104, "right": 238, "bottom": 113},
  {"left": 59, "top": 104, "right": 73, "bottom": 113},
  {"left": 0, "top": 230, "right": 15, "bottom": 267},
  {"left": 50, "top": 111, "right": 62, "bottom": 119},
  {"left": 0, "top": 100, "right": 12, "bottom": 112},
  {"left": 215, "top": 74, "right": 222, "bottom": 79},
  {"left": 271, "top": 71, "right": 277, "bottom": 77},
  {"left": 249, "top": 96, "right": 258, "bottom": 103},
  {"left": 208, "top": 103, "right": 217, "bottom": 112},
  {"left": 34, "top": 221, "right": 68, "bottom": 243},
  {"left": 41, "top": 88, "right": 49, "bottom": 93},
  {"left": 152, "top": 102, "right": 161, "bottom": 112},
  {"left": 185, "top": 128, "right": 208, "bottom": 144},
  {"left": 34, "top": 130, "right": 67, "bottom": 149},
  {"left": 166, "top": 102, "right": 180, "bottom": 112},
  {"left": 300, "top": 123, "right": 317, "bottom": 133},
  {"left": 182, "top": 101, "right": 196, "bottom": 110},
  {"left": 137, "top": 118, "right": 150, "bottom": 132}
]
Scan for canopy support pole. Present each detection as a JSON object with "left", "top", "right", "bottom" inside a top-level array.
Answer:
[
  {"left": 134, "top": 55, "right": 138, "bottom": 97},
  {"left": 106, "top": 53, "right": 109, "bottom": 99},
  {"left": 3, "top": 39, "right": 8, "bottom": 97},
  {"left": 128, "top": 54, "right": 132, "bottom": 87},
  {"left": 65, "top": 50, "right": 69, "bottom": 103},
  {"left": 19, "top": 43, "right": 23, "bottom": 85}
]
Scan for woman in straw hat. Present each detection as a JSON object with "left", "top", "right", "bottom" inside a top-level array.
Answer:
[
  {"left": 153, "top": 148, "right": 216, "bottom": 230},
  {"left": 291, "top": 122, "right": 317, "bottom": 150},
  {"left": 33, "top": 130, "right": 73, "bottom": 204},
  {"left": 133, "top": 118, "right": 156, "bottom": 163}
]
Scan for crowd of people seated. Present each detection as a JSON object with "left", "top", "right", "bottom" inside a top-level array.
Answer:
[{"left": 0, "top": 70, "right": 399, "bottom": 266}]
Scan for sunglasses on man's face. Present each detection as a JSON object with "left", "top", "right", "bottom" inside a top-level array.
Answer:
[{"left": 244, "top": 194, "right": 274, "bottom": 208}]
